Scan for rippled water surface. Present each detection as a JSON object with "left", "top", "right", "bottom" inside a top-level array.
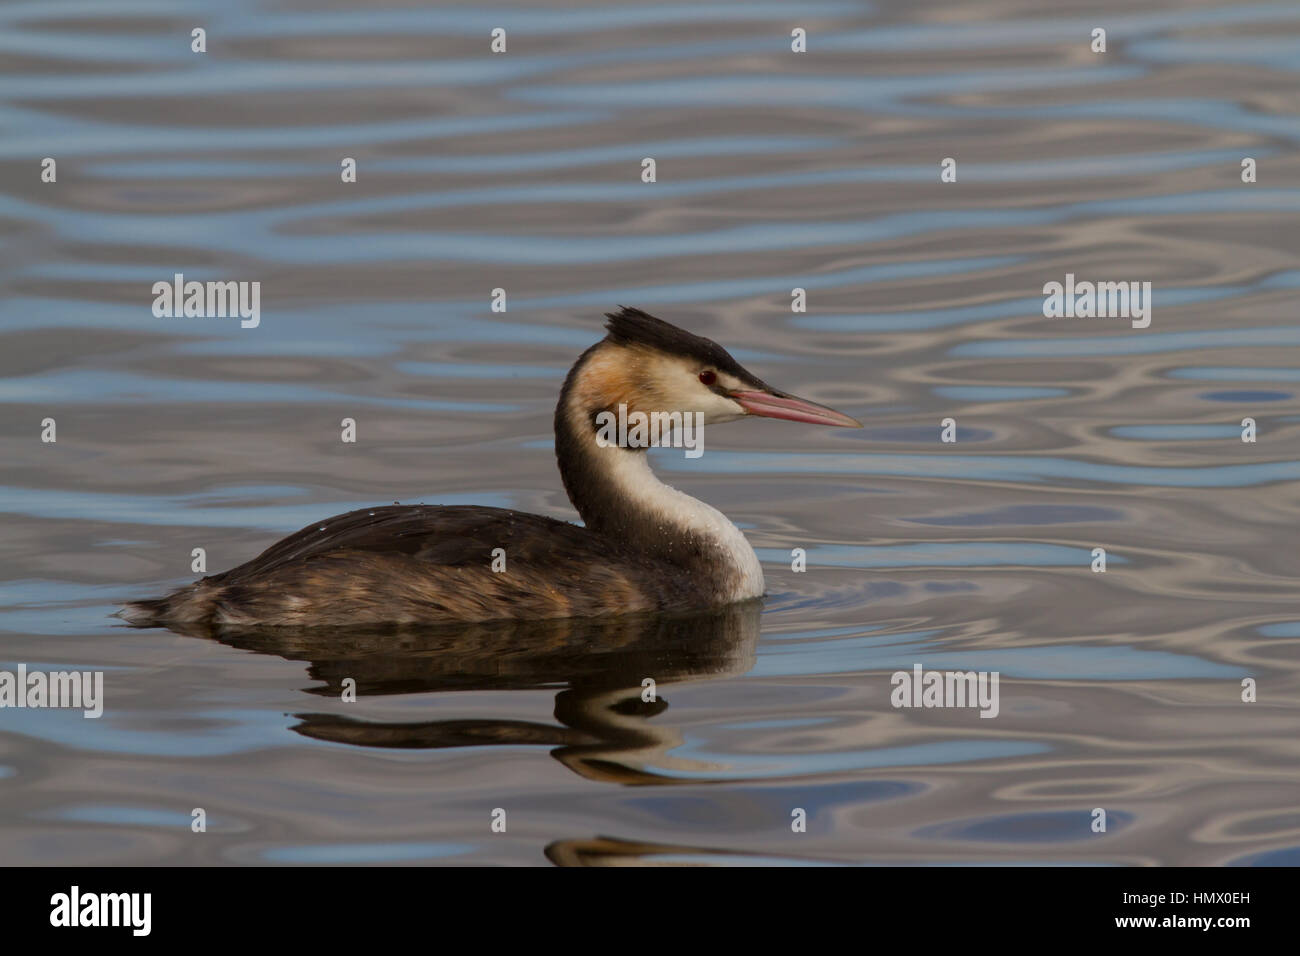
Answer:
[{"left": 2, "top": 0, "right": 1299, "bottom": 865}]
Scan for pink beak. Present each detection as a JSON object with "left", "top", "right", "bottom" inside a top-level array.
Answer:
[{"left": 731, "top": 389, "right": 861, "bottom": 428}]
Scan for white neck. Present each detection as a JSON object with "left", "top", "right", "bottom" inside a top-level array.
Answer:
[
  {"left": 555, "top": 392, "right": 765, "bottom": 604},
  {"left": 602, "top": 447, "right": 765, "bottom": 603}
]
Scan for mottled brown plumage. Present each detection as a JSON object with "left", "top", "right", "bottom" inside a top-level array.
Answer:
[
  {"left": 119, "top": 307, "right": 859, "bottom": 629},
  {"left": 130, "top": 505, "right": 707, "bottom": 627}
]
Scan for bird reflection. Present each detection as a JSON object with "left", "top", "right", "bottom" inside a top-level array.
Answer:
[{"left": 166, "top": 600, "right": 762, "bottom": 784}]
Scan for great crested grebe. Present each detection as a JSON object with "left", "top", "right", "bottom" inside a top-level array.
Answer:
[{"left": 120, "top": 307, "right": 859, "bottom": 628}]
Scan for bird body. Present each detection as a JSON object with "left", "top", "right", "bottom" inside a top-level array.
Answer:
[{"left": 120, "top": 308, "right": 858, "bottom": 628}]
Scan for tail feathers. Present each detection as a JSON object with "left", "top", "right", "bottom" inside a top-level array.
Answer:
[
  {"left": 116, "top": 582, "right": 217, "bottom": 628},
  {"left": 115, "top": 598, "right": 171, "bottom": 627}
]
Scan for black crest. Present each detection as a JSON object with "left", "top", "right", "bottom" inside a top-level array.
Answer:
[{"left": 602, "top": 306, "right": 764, "bottom": 387}]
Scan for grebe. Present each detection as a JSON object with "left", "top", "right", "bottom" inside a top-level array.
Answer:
[{"left": 120, "top": 307, "right": 859, "bottom": 628}]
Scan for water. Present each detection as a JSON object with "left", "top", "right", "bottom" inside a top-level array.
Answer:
[{"left": 2, "top": 0, "right": 1298, "bottom": 865}]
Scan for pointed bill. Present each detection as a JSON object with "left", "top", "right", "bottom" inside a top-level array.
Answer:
[{"left": 731, "top": 390, "right": 861, "bottom": 427}]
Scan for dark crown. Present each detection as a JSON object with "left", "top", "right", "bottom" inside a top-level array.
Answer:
[{"left": 602, "top": 307, "right": 764, "bottom": 387}]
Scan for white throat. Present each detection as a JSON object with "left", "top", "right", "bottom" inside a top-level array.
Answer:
[{"left": 599, "top": 445, "right": 765, "bottom": 602}]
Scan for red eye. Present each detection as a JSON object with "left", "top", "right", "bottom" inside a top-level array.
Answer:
[{"left": 699, "top": 370, "right": 717, "bottom": 386}]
